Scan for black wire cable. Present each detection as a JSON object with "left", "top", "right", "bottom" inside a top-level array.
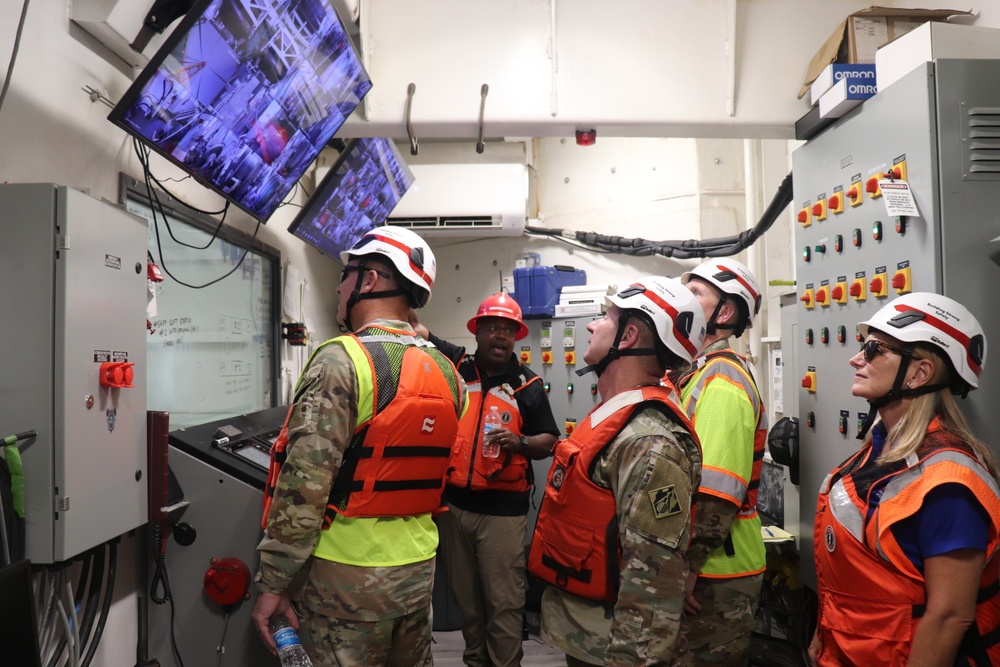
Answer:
[
  {"left": 81, "top": 538, "right": 117, "bottom": 667},
  {"left": 170, "top": 592, "right": 187, "bottom": 667},
  {"left": 134, "top": 138, "right": 263, "bottom": 289},
  {"left": 150, "top": 521, "right": 171, "bottom": 605},
  {"left": 216, "top": 612, "right": 231, "bottom": 667},
  {"left": 134, "top": 139, "right": 229, "bottom": 217},
  {"left": 135, "top": 139, "right": 230, "bottom": 250},
  {"left": 0, "top": 0, "right": 30, "bottom": 117},
  {"left": 75, "top": 544, "right": 105, "bottom": 666},
  {"left": 44, "top": 563, "right": 72, "bottom": 667},
  {"left": 524, "top": 171, "right": 794, "bottom": 261}
]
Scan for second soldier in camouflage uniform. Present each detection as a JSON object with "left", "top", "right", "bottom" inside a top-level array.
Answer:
[
  {"left": 252, "top": 228, "right": 467, "bottom": 667},
  {"left": 528, "top": 277, "right": 708, "bottom": 667}
]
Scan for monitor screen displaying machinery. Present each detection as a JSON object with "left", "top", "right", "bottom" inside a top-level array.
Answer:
[
  {"left": 288, "top": 138, "right": 415, "bottom": 260},
  {"left": 108, "top": 0, "right": 372, "bottom": 221}
]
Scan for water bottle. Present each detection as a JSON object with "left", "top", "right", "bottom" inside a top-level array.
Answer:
[
  {"left": 269, "top": 616, "right": 313, "bottom": 667},
  {"left": 482, "top": 406, "right": 502, "bottom": 458}
]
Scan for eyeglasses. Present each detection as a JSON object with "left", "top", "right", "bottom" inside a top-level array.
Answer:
[
  {"left": 340, "top": 265, "right": 362, "bottom": 283},
  {"left": 860, "top": 338, "right": 905, "bottom": 362},
  {"left": 479, "top": 322, "right": 520, "bottom": 337},
  {"left": 340, "top": 264, "right": 392, "bottom": 283}
]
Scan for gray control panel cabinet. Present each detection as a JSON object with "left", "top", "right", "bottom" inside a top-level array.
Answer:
[{"left": 0, "top": 184, "right": 148, "bottom": 563}]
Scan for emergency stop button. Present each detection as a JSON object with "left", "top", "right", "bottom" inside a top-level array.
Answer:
[{"left": 100, "top": 362, "right": 135, "bottom": 389}]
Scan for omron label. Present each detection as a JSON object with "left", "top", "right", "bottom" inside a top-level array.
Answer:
[
  {"left": 105, "top": 254, "right": 121, "bottom": 269},
  {"left": 94, "top": 350, "right": 111, "bottom": 362}
]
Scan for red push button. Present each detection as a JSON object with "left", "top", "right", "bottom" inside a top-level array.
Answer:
[{"left": 100, "top": 362, "right": 136, "bottom": 389}]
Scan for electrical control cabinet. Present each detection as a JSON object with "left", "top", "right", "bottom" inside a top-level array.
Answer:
[
  {"left": 522, "top": 316, "right": 602, "bottom": 536},
  {"left": 147, "top": 408, "right": 286, "bottom": 667},
  {"left": 792, "top": 61, "right": 1000, "bottom": 586},
  {"left": 0, "top": 184, "right": 148, "bottom": 563}
]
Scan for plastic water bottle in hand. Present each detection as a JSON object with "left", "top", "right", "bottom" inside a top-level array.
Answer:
[
  {"left": 269, "top": 616, "right": 313, "bottom": 667},
  {"left": 482, "top": 406, "right": 502, "bottom": 458}
]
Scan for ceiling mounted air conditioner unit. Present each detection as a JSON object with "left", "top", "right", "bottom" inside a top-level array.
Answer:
[{"left": 387, "top": 163, "right": 527, "bottom": 236}]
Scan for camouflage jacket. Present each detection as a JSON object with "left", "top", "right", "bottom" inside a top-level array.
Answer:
[
  {"left": 541, "top": 405, "right": 702, "bottom": 666},
  {"left": 256, "top": 319, "right": 464, "bottom": 612}
]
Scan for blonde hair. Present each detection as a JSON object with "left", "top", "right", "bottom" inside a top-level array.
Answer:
[{"left": 875, "top": 343, "right": 1000, "bottom": 483}]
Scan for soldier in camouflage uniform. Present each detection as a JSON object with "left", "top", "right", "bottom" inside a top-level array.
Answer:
[
  {"left": 673, "top": 260, "right": 767, "bottom": 667},
  {"left": 527, "top": 277, "right": 708, "bottom": 667},
  {"left": 252, "top": 227, "right": 467, "bottom": 667}
]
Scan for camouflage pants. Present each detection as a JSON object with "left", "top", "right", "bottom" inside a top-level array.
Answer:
[
  {"left": 680, "top": 573, "right": 763, "bottom": 667},
  {"left": 291, "top": 557, "right": 436, "bottom": 667},
  {"left": 296, "top": 605, "right": 434, "bottom": 667}
]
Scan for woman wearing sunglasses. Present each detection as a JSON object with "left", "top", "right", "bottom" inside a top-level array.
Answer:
[{"left": 810, "top": 292, "right": 1000, "bottom": 667}]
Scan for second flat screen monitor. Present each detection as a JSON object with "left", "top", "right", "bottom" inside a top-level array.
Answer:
[{"left": 288, "top": 138, "right": 415, "bottom": 261}]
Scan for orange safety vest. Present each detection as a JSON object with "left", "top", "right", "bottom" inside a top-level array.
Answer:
[
  {"left": 262, "top": 330, "right": 461, "bottom": 528},
  {"left": 528, "top": 386, "right": 696, "bottom": 603},
  {"left": 814, "top": 422, "right": 1000, "bottom": 666},
  {"left": 447, "top": 363, "right": 540, "bottom": 493}
]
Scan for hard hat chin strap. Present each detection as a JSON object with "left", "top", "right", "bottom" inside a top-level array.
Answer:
[
  {"left": 575, "top": 313, "right": 658, "bottom": 378},
  {"left": 855, "top": 346, "right": 948, "bottom": 440},
  {"left": 342, "top": 263, "right": 408, "bottom": 330}
]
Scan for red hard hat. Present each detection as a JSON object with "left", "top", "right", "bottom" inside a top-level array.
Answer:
[{"left": 467, "top": 292, "right": 529, "bottom": 340}]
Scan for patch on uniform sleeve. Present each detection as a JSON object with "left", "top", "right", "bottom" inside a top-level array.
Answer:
[
  {"left": 628, "top": 451, "right": 692, "bottom": 549},
  {"left": 648, "top": 485, "right": 682, "bottom": 518}
]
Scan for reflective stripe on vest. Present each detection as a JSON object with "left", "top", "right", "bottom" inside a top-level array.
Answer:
[
  {"left": 448, "top": 364, "right": 538, "bottom": 493},
  {"left": 678, "top": 349, "right": 767, "bottom": 578},
  {"left": 528, "top": 387, "right": 695, "bottom": 602},
  {"left": 815, "top": 425, "right": 1000, "bottom": 666}
]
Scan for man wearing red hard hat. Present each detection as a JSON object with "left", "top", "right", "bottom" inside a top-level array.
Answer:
[{"left": 413, "top": 292, "right": 559, "bottom": 667}]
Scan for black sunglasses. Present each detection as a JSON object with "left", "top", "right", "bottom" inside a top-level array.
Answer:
[{"left": 860, "top": 338, "right": 905, "bottom": 362}]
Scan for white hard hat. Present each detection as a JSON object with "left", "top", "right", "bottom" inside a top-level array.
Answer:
[
  {"left": 682, "top": 259, "right": 762, "bottom": 330},
  {"left": 859, "top": 292, "right": 986, "bottom": 391},
  {"left": 340, "top": 226, "right": 436, "bottom": 307},
  {"left": 608, "top": 276, "right": 707, "bottom": 365}
]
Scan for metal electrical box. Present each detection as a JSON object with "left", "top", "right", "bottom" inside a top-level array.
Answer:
[
  {"left": 792, "top": 60, "right": 1000, "bottom": 586},
  {"left": 522, "top": 316, "right": 602, "bottom": 536},
  {"left": 0, "top": 184, "right": 149, "bottom": 563}
]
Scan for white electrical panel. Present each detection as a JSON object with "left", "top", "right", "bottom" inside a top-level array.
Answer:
[
  {"left": 792, "top": 60, "right": 1000, "bottom": 587},
  {"left": 0, "top": 184, "right": 148, "bottom": 563}
]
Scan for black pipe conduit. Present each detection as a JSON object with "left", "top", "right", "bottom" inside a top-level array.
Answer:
[{"left": 525, "top": 172, "right": 794, "bottom": 261}]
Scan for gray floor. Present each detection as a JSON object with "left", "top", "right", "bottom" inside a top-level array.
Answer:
[{"left": 431, "top": 630, "right": 566, "bottom": 667}]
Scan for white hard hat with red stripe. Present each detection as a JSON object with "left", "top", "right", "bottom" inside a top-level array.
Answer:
[
  {"left": 859, "top": 292, "right": 986, "bottom": 391},
  {"left": 340, "top": 226, "right": 436, "bottom": 307},
  {"left": 682, "top": 259, "right": 762, "bottom": 333},
  {"left": 606, "top": 276, "right": 707, "bottom": 366}
]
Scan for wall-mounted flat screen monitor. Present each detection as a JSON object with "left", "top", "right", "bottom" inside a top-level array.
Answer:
[
  {"left": 288, "top": 138, "right": 414, "bottom": 260},
  {"left": 108, "top": 0, "right": 372, "bottom": 222}
]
